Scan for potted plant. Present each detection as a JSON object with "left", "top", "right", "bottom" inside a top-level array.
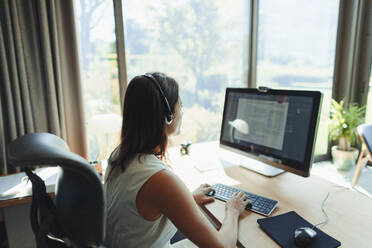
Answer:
[{"left": 329, "top": 99, "right": 366, "bottom": 170}]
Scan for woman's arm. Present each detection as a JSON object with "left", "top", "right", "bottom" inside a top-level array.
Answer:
[
  {"left": 137, "top": 170, "right": 249, "bottom": 248},
  {"left": 219, "top": 192, "right": 247, "bottom": 247}
]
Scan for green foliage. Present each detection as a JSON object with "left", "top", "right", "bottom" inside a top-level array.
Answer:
[
  {"left": 157, "top": 0, "right": 222, "bottom": 87},
  {"left": 328, "top": 99, "right": 366, "bottom": 150}
]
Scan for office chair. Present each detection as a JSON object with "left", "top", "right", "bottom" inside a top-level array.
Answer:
[
  {"left": 7, "top": 132, "right": 106, "bottom": 248},
  {"left": 352, "top": 124, "right": 372, "bottom": 188}
]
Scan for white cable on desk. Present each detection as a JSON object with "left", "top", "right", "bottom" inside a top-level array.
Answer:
[{"left": 312, "top": 192, "right": 330, "bottom": 229}]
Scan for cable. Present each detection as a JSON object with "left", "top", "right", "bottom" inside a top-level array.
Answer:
[
  {"left": 311, "top": 184, "right": 371, "bottom": 230},
  {"left": 312, "top": 192, "right": 330, "bottom": 229}
]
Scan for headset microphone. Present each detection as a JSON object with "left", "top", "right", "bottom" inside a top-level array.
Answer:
[{"left": 143, "top": 74, "right": 175, "bottom": 125}]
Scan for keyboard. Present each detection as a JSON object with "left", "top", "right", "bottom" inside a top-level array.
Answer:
[{"left": 209, "top": 184, "right": 278, "bottom": 216}]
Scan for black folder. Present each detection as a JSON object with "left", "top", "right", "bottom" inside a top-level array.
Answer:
[{"left": 257, "top": 211, "right": 341, "bottom": 248}]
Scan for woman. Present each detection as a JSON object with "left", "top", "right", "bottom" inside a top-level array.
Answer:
[{"left": 104, "top": 72, "right": 249, "bottom": 248}]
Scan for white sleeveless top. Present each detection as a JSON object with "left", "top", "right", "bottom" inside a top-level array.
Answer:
[{"left": 104, "top": 153, "right": 177, "bottom": 248}]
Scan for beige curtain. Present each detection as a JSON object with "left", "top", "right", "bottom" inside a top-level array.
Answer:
[{"left": 0, "top": 0, "right": 87, "bottom": 175}]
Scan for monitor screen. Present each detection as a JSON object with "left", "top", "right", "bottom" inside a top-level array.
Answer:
[{"left": 220, "top": 88, "right": 322, "bottom": 177}]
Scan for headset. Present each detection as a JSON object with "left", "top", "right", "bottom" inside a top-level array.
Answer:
[{"left": 143, "top": 73, "right": 175, "bottom": 125}]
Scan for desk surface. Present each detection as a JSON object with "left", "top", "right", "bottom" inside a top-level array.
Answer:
[{"left": 169, "top": 142, "right": 372, "bottom": 247}]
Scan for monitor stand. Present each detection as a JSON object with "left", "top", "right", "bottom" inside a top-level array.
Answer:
[
  {"left": 219, "top": 145, "right": 285, "bottom": 177},
  {"left": 239, "top": 159, "right": 284, "bottom": 177}
]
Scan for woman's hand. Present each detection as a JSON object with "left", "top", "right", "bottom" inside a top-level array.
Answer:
[
  {"left": 192, "top": 184, "right": 215, "bottom": 206},
  {"left": 225, "top": 192, "right": 250, "bottom": 215}
]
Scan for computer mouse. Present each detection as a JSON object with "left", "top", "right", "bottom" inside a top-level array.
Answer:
[
  {"left": 294, "top": 227, "right": 317, "bottom": 247},
  {"left": 206, "top": 189, "right": 215, "bottom": 197}
]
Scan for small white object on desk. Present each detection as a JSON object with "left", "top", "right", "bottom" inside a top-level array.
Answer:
[
  {"left": 169, "top": 144, "right": 239, "bottom": 191},
  {"left": 192, "top": 156, "right": 221, "bottom": 172}
]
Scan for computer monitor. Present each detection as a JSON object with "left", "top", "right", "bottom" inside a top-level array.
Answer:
[{"left": 220, "top": 87, "right": 322, "bottom": 177}]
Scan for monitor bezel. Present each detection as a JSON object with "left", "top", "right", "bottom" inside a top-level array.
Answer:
[{"left": 219, "top": 87, "right": 322, "bottom": 177}]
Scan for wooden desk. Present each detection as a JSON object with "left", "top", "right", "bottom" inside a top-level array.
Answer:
[{"left": 169, "top": 142, "right": 372, "bottom": 247}]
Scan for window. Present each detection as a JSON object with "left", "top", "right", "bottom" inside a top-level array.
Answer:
[
  {"left": 75, "top": 0, "right": 345, "bottom": 159},
  {"left": 256, "top": 0, "right": 339, "bottom": 155},
  {"left": 75, "top": 0, "right": 121, "bottom": 161},
  {"left": 122, "top": 0, "right": 250, "bottom": 146}
]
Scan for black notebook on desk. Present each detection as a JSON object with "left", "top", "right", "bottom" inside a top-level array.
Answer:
[{"left": 257, "top": 211, "right": 341, "bottom": 248}]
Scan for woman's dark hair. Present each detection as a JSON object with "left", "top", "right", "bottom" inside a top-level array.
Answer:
[{"left": 106, "top": 72, "right": 179, "bottom": 181}]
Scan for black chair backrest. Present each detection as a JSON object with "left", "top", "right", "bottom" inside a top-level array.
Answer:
[
  {"left": 7, "top": 133, "right": 105, "bottom": 247},
  {"left": 358, "top": 124, "right": 372, "bottom": 157}
]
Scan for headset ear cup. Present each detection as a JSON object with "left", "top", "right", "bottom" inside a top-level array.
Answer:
[{"left": 165, "top": 116, "right": 173, "bottom": 125}]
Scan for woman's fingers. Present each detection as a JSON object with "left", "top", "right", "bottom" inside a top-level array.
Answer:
[
  {"left": 202, "top": 186, "right": 214, "bottom": 193},
  {"left": 232, "top": 191, "right": 245, "bottom": 199},
  {"left": 203, "top": 196, "right": 215, "bottom": 204}
]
